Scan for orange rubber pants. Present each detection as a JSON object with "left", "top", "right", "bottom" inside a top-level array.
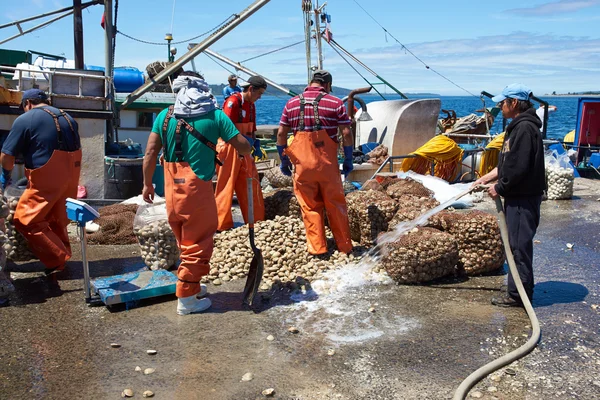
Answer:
[
  {"left": 214, "top": 139, "right": 264, "bottom": 231},
  {"left": 164, "top": 161, "right": 217, "bottom": 298},
  {"left": 14, "top": 149, "right": 81, "bottom": 269},
  {"left": 285, "top": 130, "right": 352, "bottom": 255}
]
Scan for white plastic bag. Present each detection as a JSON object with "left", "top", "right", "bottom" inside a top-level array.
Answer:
[
  {"left": 545, "top": 150, "right": 574, "bottom": 200},
  {"left": 133, "top": 201, "right": 180, "bottom": 270}
]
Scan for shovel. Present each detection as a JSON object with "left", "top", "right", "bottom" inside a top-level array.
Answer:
[{"left": 242, "top": 176, "right": 264, "bottom": 306}]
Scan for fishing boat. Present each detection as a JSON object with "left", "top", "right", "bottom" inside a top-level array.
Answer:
[{"left": 566, "top": 97, "right": 600, "bottom": 179}]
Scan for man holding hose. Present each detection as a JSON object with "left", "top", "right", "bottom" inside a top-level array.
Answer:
[{"left": 474, "top": 83, "right": 546, "bottom": 307}]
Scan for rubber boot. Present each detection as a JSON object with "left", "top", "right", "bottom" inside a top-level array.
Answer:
[{"left": 177, "top": 295, "right": 212, "bottom": 315}]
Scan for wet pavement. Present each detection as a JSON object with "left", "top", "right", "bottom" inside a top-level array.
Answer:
[{"left": 0, "top": 179, "right": 599, "bottom": 400}]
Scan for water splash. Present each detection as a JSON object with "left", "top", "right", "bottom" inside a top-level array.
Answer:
[{"left": 276, "top": 189, "right": 472, "bottom": 344}]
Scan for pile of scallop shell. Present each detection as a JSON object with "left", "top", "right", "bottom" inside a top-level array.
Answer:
[
  {"left": 427, "top": 210, "right": 505, "bottom": 276},
  {"left": 346, "top": 190, "right": 398, "bottom": 246},
  {"left": 263, "top": 188, "right": 301, "bottom": 220},
  {"left": 3, "top": 196, "right": 37, "bottom": 262},
  {"left": 133, "top": 220, "right": 180, "bottom": 270},
  {"left": 207, "top": 215, "right": 355, "bottom": 288},
  {"left": 380, "top": 227, "right": 459, "bottom": 284}
]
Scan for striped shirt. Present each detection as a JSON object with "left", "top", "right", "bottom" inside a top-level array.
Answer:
[{"left": 279, "top": 86, "right": 351, "bottom": 141}]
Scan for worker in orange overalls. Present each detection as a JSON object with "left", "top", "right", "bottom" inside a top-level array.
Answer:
[
  {"left": 215, "top": 75, "right": 267, "bottom": 231},
  {"left": 1, "top": 89, "right": 82, "bottom": 275},
  {"left": 276, "top": 70, "right": 354, "bottom": 256},
  {"left": 143, "top": 72, "right": 251, "bottom": 315}
]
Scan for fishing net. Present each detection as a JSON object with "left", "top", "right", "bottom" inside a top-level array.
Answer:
[
  {"left": 478, "top": 133, "right": 504, "bottom": 177},
  {"left": 346, "top": 190, "right": 398, "bottom": 246},
  {"left": 264, "top": 166, "right": 293, "bottom": 188},
  {"left": 388, "top": 195, "right": 440, "bottom": 230},
  {"left": 380, "top": 227, "right": 459, "bottom": 284},
  {"left": 427, "top": 210, "right": 505, "bottom": 276},
  {"left": 385, "top": 177, "right": 434, "bottom": 200},
  {"left": 401, "top": 135, "right": 464, "bottom": 182},
  {"left": 87, "top": 204, "right": 139, "bottom": 245}
]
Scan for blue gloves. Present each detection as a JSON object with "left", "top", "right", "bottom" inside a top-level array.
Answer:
[
  {"left": 252, "top": 138, "right": 262, "bottom": 159},
  {"left": 0, "top": 168, "right": 12, "bottom": 190},
  {"left": 342, "top": 146, "right": 354, "bottom": 177},
  {"left": 243, "top": 135, "right": 254, "bottom": 145},
  {"left": 277, "top": 145, "right": 292, "bottom": 177}
]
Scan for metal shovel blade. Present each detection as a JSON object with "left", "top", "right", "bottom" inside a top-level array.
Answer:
[
  {"left": 242, "top": 176, "right": 264, "bottom": 307},
  {"left": 242, "top": 236, "right": 264, "bottom": 306}
]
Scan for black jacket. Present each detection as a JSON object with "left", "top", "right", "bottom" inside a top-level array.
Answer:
[{"left": 495, "top": 108, "right": 547, "bottom": 198}]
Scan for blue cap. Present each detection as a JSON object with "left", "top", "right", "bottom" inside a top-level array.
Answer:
[
  {"left": 491, "top": 84, "right": 532, "bottom": 103},
  {"left": 21, "top": 89, "right": 48, "bottom": 102}
]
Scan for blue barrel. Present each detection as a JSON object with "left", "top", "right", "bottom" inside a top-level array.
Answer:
[
  {"left": 114, "top": 67, "right": 144, "bottom": 92},
  {"left": 85, "top": 65, "right": 144, "bottom": 92},
  {"left": 152, "top": 163, "right": 165, "bottom": 197}
]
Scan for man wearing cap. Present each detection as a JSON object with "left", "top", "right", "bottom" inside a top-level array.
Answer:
[
  {"left": 215, "top": 75, "right": 267, "bottom": 231},
  {"left": 0, "top": 89, "right": 82, "bottom": 275},
  {"left": 222, "top": 74, "right": 242, "bottom": 99},
  {"left": 276, "top": 70, "right": 353, "bottom": 256},
  {"left": 474, "top": 83, "right": 546, "bottom": 307}
]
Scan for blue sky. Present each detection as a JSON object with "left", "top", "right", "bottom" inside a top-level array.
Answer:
[{"left": 2, "top": 0, "right": 599, "bottom": 95}]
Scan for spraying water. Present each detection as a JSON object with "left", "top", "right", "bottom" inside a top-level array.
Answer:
[{"left": 275, "top": 187, "right": 476, "bottom": 344}]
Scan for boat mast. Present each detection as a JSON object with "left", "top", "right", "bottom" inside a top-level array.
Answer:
[
  {"left": 302, "top": 0, "right": 327, "bottom": 84},
  {"left": 302, "top": 0, "right": 312, "bottom": 84}
]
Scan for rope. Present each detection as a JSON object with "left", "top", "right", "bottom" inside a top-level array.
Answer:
[
  {"left": 351, "top": 0, "right": 478, "bottom": 98},
  {"left": 169, "top": 0, "right": 176, "bottom": 35},
  {"left": 401, "top": 135, "right": 464, "bottom": 181},
  {"left": 203, "top": 53, "right": 239, "bottom": 79},
  {"left": 111, "top": 0, "right": 119, "bottom": 144},
  {"left": 240, "top": 40, "right": 305, "bottom": 63},
  {"left": 117, "top": 14, "right": 236, "bottom": 46},
  {"left": 327, "top": 40, "right": 385, "bottom": 100}
]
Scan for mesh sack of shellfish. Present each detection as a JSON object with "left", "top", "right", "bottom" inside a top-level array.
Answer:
[
  {"left": 264, "top": 166, "right": 293, "bottom": 188},
  {"left": 544, "top": 150, "right": 574, "bottom": 200},
  {"left": 429, "top": 210, "right": 505, "bottom": 276},
  {"left": 385, "top": 177, "right": 434, "bottom": 200},
  {"left": 545, "top": 165, "right": 574, "bottom": 200},
  {"left": 2, "top": 187, "right": 37, "bottom": 262},
  {"left": 380, "top": 227, "right": 459, "bottom": 284},
  {"left": 360, "top": 179, "right": 384, "bottom": 192},
  {"left": 87, "top": 204, "right": 139, "bottom": 245},
  {"left": 209, "top": 215, "right": 353, "bottom": 288},
  {"left": 346, "top": 190, "right": 398, "bottom": 246},
  {"left": 263, "top": 188, "right": 295, "bottom": 220},
  {"left": 288, "top": 194, "right": 302, "bottom": 219},
  {"left": 388, "top": 195, "right": 441, "bottom": 230},
  {"left": 132, "top": 201, "right": 180, "bottom": 270}
]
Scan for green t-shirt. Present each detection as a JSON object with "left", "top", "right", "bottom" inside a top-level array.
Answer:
[{"left": 151, "top": 108, "right": 239, "bottom": 181}]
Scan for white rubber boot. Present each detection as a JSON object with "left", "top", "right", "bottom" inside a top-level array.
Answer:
[
  {"left": 197, "top": 284, "right": 208, "bottom": 298},
  {"left": 177, "top": 295, "right": 212, "bottom": 315}
]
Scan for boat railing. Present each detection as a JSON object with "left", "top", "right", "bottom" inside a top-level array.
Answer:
[{"left": 0, "top": 65, "right": 110, "bottom": 107}]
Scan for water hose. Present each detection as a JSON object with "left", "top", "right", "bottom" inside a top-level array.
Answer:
[{"left": 453, "top": 196, "right": 541, "bottom": 399}]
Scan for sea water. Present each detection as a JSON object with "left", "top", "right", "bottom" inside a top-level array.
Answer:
[{"left": 217, "top": 94, "right": 579, "bottom": 141}]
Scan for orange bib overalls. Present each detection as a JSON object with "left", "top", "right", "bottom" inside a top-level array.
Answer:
[
  {"left": 284, "top": 93, "right": 352, "bottom": 255},
  {"left": 14, "top": 107, "right": 82, "bottom": 270}
]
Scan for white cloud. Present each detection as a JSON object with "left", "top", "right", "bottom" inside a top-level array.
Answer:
[{"left": 505, "top": 0, "right": 600, "bottom": 16}]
